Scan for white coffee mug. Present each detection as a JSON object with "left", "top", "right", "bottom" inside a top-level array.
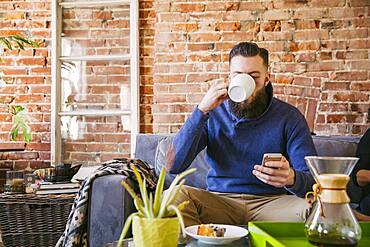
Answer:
[{"left": 228, "top": 74, "right": 256, "bottom": 102}]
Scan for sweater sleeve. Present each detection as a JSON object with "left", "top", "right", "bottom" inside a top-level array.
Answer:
[
  {"left": 167, "top": 106, "right": 209, "bottom": 174},
  {"left": 351, "top": 128, "right": 370, "bottom": 187},
  {"left": 284, "top": 116, "right": 317, "bottom": 198}
]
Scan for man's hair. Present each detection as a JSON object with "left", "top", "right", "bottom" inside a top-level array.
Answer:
[{"left": 229, "top": 42, "right": 269, "bottom": 69}]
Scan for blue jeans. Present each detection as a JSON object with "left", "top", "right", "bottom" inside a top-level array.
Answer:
[{"left": 359, "top": 194, "right": 370, "bottom": 216}]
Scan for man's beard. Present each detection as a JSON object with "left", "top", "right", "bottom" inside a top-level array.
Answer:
[{"left": 229, "top": 86, "right": 269, "bottom": 119}]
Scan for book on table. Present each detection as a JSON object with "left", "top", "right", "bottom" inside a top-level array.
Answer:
[
  {"left": 36, "top": 187, "right": 79, "bottom": 195},
  {"left": 36, "top": 182, "right": 80, "bottom": 195},
  {"left": 39, "top": 182, "right": 80, "bottom": 190}
]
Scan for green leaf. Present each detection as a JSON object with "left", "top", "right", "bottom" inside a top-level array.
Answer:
[
  {"left": 0, "top": 37, "right": 12, "bottom": 49},
  {"left": 157, "top": 168, "right": 196, "bottom": 218},
  {"left": 10, "top": 125, "right": 19, "bottom": 141},
  {"left": 10, "top": 106, "right": 32, "bottom": 143},
  {"left": 153, "top": 168, "right": 166, "bottom": 217},
  {"left": 117, "top": 212, "right": 139, "bottom": 247},
  {"left": 167, "top": 204, "right": 187, "bottom": 238}
]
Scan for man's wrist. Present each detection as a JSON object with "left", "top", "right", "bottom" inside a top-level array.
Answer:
[
  {"left": 198, "top": 105, "right": 209, "bottom": 115},
  {"left": 286, "top": 168, "right": 296, "bottom": 188}
]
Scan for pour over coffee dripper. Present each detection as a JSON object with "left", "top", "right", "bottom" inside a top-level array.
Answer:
[{"left": 304, "top": 156, "right": 362, "bottom": 246}]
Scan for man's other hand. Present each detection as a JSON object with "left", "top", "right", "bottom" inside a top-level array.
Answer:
[
  {"left": 356, "top": 169, "right": 370, "bottom": 187},
  {"left": 198, "top": 79, "right": 228, "bottom": 114},
  {"left": 253, "top": 156, "right": 295, "bottom": 188}
]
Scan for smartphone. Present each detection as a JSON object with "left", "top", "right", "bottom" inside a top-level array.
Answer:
[{"left": 262, "top": 153, "right": 283, "bottom": 166}]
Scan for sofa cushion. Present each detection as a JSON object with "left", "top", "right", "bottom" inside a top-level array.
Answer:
[{"left": 155, "top": 136, "right": 208, "bottom": 189}]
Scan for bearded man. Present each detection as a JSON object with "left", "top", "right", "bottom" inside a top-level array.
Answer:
[{"left": 166, "top": 42, "right": 317, "bottom": 226}]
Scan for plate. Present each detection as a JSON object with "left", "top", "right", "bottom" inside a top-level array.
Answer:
[{"left": 185, "top": 224, "right": 248, "bottom": 245}]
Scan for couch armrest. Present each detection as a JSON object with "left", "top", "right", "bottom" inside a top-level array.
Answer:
[{"left": 88, "top": 174, "right": 135, "bottom": 247}]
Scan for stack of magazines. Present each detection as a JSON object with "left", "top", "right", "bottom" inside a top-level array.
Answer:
[{"left": 36, "top": 182, "right": 80, "bottom": 195}]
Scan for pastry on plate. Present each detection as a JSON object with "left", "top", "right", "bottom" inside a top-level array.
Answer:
[{"left": 197, "top": 224, "right": 226, "bottom": 237}]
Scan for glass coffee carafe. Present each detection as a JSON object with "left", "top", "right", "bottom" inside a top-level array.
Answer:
[{"left": 304, "top": 156, "right": 362, "bottom": 246}]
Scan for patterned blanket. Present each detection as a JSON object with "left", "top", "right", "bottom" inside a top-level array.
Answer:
[{"left": 56, "top": 158, "right": 157, "bottom": 247}]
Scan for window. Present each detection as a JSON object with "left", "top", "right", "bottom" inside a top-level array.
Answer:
[{"left": 51, "top": 0, "right": 139, "bottom": 164}]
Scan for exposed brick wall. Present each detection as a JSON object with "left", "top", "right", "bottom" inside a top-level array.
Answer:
[
  {"left": 0, "top": 0, "right": 154, "bottom": 166},
  {"left": 0, "top": 0, "right": 369, "bottom": 167},
  {"left": 153, "top": 0, "right": 370, "bottom": 135},
  {"left": 0, "top": 0, "right": 51, "bottom": 170}
]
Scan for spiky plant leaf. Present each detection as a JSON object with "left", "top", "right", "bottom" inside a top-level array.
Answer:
[
  {"left": 117, "top": 212, "right": 139, "bottom": 247},
  {"left": 153, "top": 168, "right": 166, "bottom": 217},
  {"left": 158, "top": 168, "right": 196, "bottom": 218},
  {"left": 167, "top": 204, "right": 187, "bottom": 238}
]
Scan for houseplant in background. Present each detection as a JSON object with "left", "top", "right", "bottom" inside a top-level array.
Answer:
[
  {"left": 118, "top": 165, "right": 196, "bottom": 247},
  {"left": 0, "top": 35, "right": 40, "bottom": 143}
]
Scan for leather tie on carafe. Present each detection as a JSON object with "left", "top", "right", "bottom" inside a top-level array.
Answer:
[
  {"left": 305, "top": 181, "right": 349, "bottom": 217},
  {"left": 306, "top": 183, "right": 325, "bottom": 217}
]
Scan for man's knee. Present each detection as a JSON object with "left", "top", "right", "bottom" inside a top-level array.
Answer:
[{"left": 173, "top": 185, "right": 197, "bottom": 204}]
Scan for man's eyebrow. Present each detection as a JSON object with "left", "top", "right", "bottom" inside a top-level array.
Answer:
[
  {"left": 248, "top": 71, "right": 261, "bottom": 75},
  {"left": 232, "top": 70, "right": 261, "bottom": 74}
]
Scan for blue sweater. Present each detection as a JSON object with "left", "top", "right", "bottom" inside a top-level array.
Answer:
[{"left": 169, "top": 83, "right": 317, "bottom": 197}]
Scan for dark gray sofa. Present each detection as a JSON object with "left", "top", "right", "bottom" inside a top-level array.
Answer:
[{"left": 87, "top": 134, "right": 361, "bottom": 247}]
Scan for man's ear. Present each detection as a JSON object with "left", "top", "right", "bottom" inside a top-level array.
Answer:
[{"left": 264, "top": 72, "right": 270, "bottom": 87}]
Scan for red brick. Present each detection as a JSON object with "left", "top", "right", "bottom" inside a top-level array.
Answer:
[
  {"left": 154, "top": 95, "right": 187, "bottom": 104},
  {"left": 310, "top": 0, "right": 345, "bottom": 7},
  {"left": 349, "top": 0, "right": 370, "bottom": 7},
  {"left": 328, "top": 7, "right": 366, "bottom": 18},
  {"left": 294, "top": 9, "right": 327, "bottom": 19},
  {"left": 261, "top": 21, "right": 281, "bottom": 32},
  {"left": 258, "top": 42, "right": 285, "bottom": 52},
  {"left": 189, "top": 33, "right": 221, "bottom": 42},
  {"left": 349, "top": 39, "right": 370, "bottom": 49},
  {"left": 206, "top": 2, "right": 239, "bottom": 11},
  {"left": 275, "top": 74, "right": 294, "bottom": 84},
  {"left": 273, "top": 1, "right": 306, "bottom": 8},
  {"left": 223, "top": 32, "right": 255, "bottom": 42},
  {"left": 319, "top": 103, "right": 349, "bottom": 112},
  {"left": 331, "top": 29, "right": 368, "bottom": 39},
  {"left": 263, "top": 10, "right": 291, "bottom": 20},
  {"left": 307, "top": 61, "right": 344, "bottom": 71},
  {"left": 296, "top": 53, "right": 316, "bottom": 62},
  {"left": 188, "top": 54, "right": 221, "bottom": 63},
  {"left": 350, "top": 82, "right": 370, "bottom": 91},
  {"left": 323, "top": 82, "right": 350, "bottom": 90},
  {"left": 297, "top": 41, "right": 321, "bottom": 51},
  {"left": 317, "top": 52, "right": 332, "bottom": 60},
  {"left": 215, "top": 22, "right": 241, "bottom": 31},
  {"left": 188, "top": 43, "right": 214, "bottom": 52},
  {"left": 336, "top": 51, "right": 368, "bottom": 60},
  {"left": 3, "top": 12, "right": 26, "bottom": 19},
  {"left": 172, "top": 23, "right": 199, "bottom": 32},
  {"left": 294, "top": 20, "right": 320, "bottom": 29},
  {"left": 263, "top": 32, "right": 292, "bottom": 41},
  {"left": 294, "top": 30, "right": 329, "bottom": 40},
  {"left": 321, "top": 40, "right": 347, "bottom": 50},
  {"left": 331, "top": 71, "right": 368, "bottom": 81},
  {"left": 348, "top": 60, "right": 370, "bottom": 70},
  {"left": 333, "top": 92, "right": 369, "bottom": 102},
  {"left": 154, "top": 114, "right": 185, "bottom": 123},
  {"left": 293, "top": 77, "right": 313, "bottom": 87},
  {"left": 327, "top": 115, "right": 346, "bottom": 123},
  {"left": 172, "top": 3, "right": 206, "bottom": 13},
  {"left": 6, "top": 152, "right": 39, "bottom": 160},
  {"left": 222, "top": 11, "right": 259, "bottom": 21},
  {"left": 239, "top": 2, "right": 266, "bottom": 10}
]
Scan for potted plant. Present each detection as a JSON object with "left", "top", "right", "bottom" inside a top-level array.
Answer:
[
  {"left": 0, "top": 35, "right": 40, "bottom": 144},
  {"left": 118, "top": 165, "right": 196, "bottom": 247}
]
